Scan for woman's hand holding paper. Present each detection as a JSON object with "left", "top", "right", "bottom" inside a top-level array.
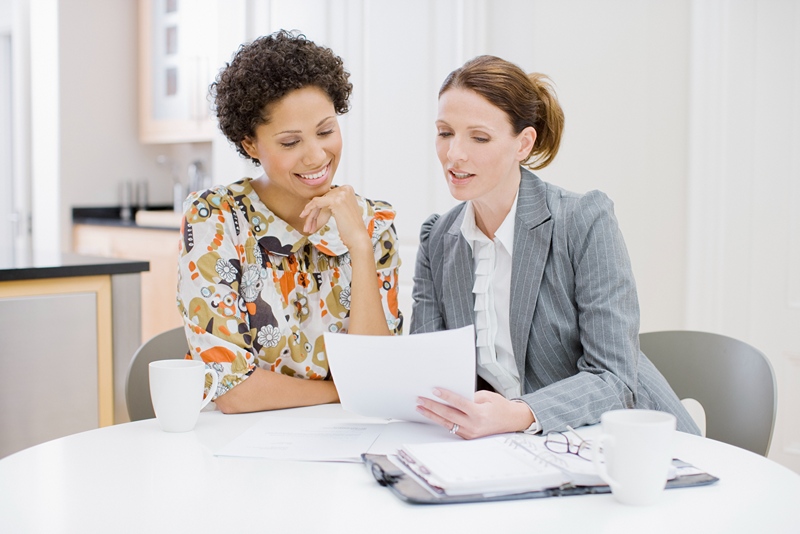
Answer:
[{"left": 416, "top": 388, "right": 535, "bottom": 439}]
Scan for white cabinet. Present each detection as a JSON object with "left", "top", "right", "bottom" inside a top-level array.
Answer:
[
  {"left": 0, "top": 265, "right": 146, "bottom": 456},
  {"left": 0, "top": 291, "right": 100, "bottom": 458},
  {"left": 138, "top": 0, "right": 218, "bottom": 143}
]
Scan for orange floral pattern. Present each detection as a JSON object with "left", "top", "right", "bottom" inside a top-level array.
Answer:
[{"left": 177, "top": 178, "right": 402, "bottom": 399}]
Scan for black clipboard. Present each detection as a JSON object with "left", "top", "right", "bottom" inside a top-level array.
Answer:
[{"left": 362, "top": 453, "right": 719, "bottom": 505}]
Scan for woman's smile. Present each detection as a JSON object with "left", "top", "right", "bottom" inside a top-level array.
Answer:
[
  {"left": 241, "top": 86, "right": 343, "bottom": 226},
  {"left": 296, "top": 162, "right": 332, "bottom": 185}
]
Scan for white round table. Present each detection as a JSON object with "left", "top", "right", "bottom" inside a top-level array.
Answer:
[{"left": 1, "top": 404, "right": 798, "bottom": 533}]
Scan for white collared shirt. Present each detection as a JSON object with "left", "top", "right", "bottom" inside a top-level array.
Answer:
[
  {"left": 460, "top": 197, "right": 520, "bottom": 399},
  {"left": 460, "top": 195, "right": 542, "bottom": 434}
]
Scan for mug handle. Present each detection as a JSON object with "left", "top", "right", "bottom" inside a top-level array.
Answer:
[
  {"left": 592, "top": 434, "right": 621, "bottom": 491},
  {"left": 199, "top": 368, "right": 219, "bottom": 411}
]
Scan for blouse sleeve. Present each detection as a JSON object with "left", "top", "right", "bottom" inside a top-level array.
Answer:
[
  {"left": 176, "top": 188, "right": 256, "bottom": 400},
  {"left": 366, "top": 199, "right": 403, "bottom": 335}
]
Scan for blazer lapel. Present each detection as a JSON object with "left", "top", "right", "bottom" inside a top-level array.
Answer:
[
  {"left": 510, "top": 170, "right": 553, "bottom": 376},
  {"left": 441, "top": 204, "right": 475, "bottom": 329}
]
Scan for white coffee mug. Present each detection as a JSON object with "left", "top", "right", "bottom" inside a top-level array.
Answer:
[
  {"left": 149, "top": 359, "right": 218, "bottom": 432},
  {"left": 592, "top": 409, "right": 676, "bottom": 506}
]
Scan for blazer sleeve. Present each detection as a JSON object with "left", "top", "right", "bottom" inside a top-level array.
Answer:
[
  {"left": 410, "top": 214, "right": 444, "bottom": 334},
  {"left": 517, "top": 190, "right": 641, "bottom": 432}
]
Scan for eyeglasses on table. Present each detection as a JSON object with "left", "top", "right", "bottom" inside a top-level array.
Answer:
[{"left": 544, "top": 426, "right": 593, "bottom": 461}]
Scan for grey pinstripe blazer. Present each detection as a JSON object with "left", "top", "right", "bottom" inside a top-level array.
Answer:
[{"left": 410, "top": 168, "right": 700, "bottom": 435}]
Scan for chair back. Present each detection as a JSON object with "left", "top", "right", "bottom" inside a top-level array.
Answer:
[
  {"left": 125, "top": 327, "right": 188, "bottom": 421},
  {"left": 640, "top": 330, "right": 776, "bottom": 456}
]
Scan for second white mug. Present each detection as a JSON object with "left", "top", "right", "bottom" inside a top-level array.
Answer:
[{"left": 592, "top": 409, "right": 676, "bottom": 506}]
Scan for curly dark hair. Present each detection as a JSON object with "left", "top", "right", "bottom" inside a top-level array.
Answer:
[{"left": 210, "top": 30, "right": 353, "bottom": 165}]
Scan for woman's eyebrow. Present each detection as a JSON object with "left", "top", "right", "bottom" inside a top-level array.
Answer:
[
  {"left": 273, "top": 116, "right": 336, "bottom": 136},
  {"left": 435, "top": 119, "right": 494, "bottom": 131}
]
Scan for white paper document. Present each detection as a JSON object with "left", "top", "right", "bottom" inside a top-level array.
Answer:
[
  {"left": 397, "top": 435, "right": 569, "bottom": 496},
  {"left": 215, "top": 417, "right": 386, "bottom": 462},
  {"left": 323, "top": 325, "right": 476, "bottom": 424}
]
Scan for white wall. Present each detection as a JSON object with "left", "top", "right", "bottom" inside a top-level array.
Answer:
[
  {"left": 6, "top": 0, "right": 32, "bottom": 263},
  {"left": 58, "top": 0, "right": 180, "bottom": 245},
  {"left": 0, "top": 0, "right": 10, "bottom": 26},
  {"left": 25, "top": 0, "right": 184, "bottom": 252},
  {"left": 686, "top": 0, "right": 800, "bottom": 472},
  {"left": 0, "top": 5, "right": 12, "bottom": 259},
  {"left": 213, "top": 0, "right": 691, "bottom": 331},
  {"left": 28, "top": 0, "right": 59, "bottom": 254},
  {"left": 484, "top": 1, "right": 692, "bottom": 333}
]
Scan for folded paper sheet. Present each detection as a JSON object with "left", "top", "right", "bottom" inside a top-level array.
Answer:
[
  {"left": 215, "top": 416, "right": 386, "bottom": 462},
  {"left": 324, "top": 325, "right": 476, "bottom": 423}
]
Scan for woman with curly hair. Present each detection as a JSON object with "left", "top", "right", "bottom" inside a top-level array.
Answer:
[{"left": 177, "top": 30, "right": 402, "bottom": 413}]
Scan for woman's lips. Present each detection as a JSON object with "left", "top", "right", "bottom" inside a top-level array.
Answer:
[
  {"left": 448, "top": 168, "right": 474, "bottom": 182},
  {"left": 296, "top": 163, "right": 331, "bottom": 185}
]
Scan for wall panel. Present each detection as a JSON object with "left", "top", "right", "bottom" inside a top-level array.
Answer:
[{"left": 686, "top": 0, "right": 800, "bottom": 473}]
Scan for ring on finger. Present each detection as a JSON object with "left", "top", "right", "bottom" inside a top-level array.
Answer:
[{"left": 449, "top": 422, "right": 459, "bottom": 434}]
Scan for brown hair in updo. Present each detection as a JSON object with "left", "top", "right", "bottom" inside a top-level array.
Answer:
[{"left": 439, "top": 55, "right": 564, "bottom": 170}]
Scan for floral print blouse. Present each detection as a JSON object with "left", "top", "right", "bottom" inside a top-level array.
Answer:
[{"left": 177, "top": 177, "right": 403, "bottom": 399}]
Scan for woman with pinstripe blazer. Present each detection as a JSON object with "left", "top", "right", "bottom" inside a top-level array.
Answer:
[{"left": 413, "top": 55, "right": 699, "bottom": 439}]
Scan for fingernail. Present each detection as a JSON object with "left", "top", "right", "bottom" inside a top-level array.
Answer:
[
  {"left": 432, "top": 388, "right": 441, "bottom": 397},
  {"left": 415, "top": 406, "right": 424, "bottom": 413}
]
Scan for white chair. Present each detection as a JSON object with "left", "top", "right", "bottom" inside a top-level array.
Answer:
[
  {"left": 640, "top": 330, "right": 776, "bottom": 456},
  {"left": 125, "top": 327, "right": 188, "bottom": 421},
  {"left": 679, "top": 398, "right": 707, "bottom": 437}
]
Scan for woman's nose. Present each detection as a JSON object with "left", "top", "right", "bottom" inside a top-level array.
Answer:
[
  {"left": 303, "top": 141, "right": 327, "bottom": 167},
  {"left": 447, "top": 136, "right": 467, "bottom": 163}
]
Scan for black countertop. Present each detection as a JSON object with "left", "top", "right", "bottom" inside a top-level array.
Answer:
[
  {"left": 72, "top": 205, "right": 180, "bottom": 231},
  {"left": 0, "top": 252, "right": 149, "bottom": 282},
  {"left": 72, "top": 206, "right": 141, "bottom": 228}
]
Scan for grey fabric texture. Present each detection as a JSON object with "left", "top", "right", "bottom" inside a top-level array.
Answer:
[{"left": 410, "top": 168, "right": 700, "bottom": 435}]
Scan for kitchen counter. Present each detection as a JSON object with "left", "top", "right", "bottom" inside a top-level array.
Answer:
[
  {"left": 72, "top": 209, "right": 183, "bottom": 346},
  {"left": 0, "top": 252, "right": 149, "bottom": 458},
  {"left": 72, "top": 205, "right": 182, "bottom": 231},
  {"left": 0, "top": 252, "right": 149, "bottom": 282}
]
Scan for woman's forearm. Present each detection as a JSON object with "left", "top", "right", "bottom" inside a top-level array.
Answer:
[
  {"left": 213, "top": 368, "right": 339, "bottom": 414},
  {"left": 345, "top": 241, "right": 391, "bottom": 336}
]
